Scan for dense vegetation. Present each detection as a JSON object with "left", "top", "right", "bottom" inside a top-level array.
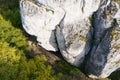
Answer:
[
  {"left": 0, "top": 0, "right": 55, "bottom": 80},
  {"left": 0, "top": 13, "right": 83, "bottom": 80},
  {"left": 0, "top": 9, "right": 57, "bottom": 80},
  {"left": 0, "top": 0, "right": 82, "bottom": 80},
  {"left": 0, "top": 0, "right": 120, "bottom": 80}
]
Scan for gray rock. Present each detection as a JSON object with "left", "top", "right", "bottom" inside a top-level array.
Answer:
[
  {"left": 56, "top": 19, "right": 93, "bottom": 66},
  {"left": 20, "top": 0, "right": 100, "bottom": 66},
  {"left": 56, "top": 0, "right": 100, "bottom": 66},
  {"left": 85, "top": 1, "right": 120, "bottom": 78},
  {"left": 20, "top": 0, "right": 120, "bottom": 78},
  {"left": 20, "top": 0, "right": 65, "bottom": 51}
]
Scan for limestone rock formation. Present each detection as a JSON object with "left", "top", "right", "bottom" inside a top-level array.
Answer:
[
  {"left": 56, "top": 19, "right": 92, "bottom": 66},
  {"left": 20, "top": 0, "right": 65, "bottom": 51},
  {"left": 85, "top": 0, "right": 120, "bottom": 78},
  {"left": 54, "top": 0, "right": 100, "bottom": 66},
  {"left": 20, "top": 0, "right": 100, "bottom": 66},
  {"left": 37, "top": 0, "right": 100, "bottom": 66},
  {"left": 20, "top": 0, "right": 120, "bottom": 79}
]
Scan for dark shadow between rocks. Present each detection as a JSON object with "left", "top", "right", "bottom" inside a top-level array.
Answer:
[
  {"left": 84, "top": 10, "right": 114, "bottom": 77},
  {"left": 80, "top": 23, "right": 94, "bottom": 73},
  {"left": 109, "top": 70, "right": 120, "bottom": 80},
  {"left": 49, "top": 17, "right": 66, "bottom": 60}
]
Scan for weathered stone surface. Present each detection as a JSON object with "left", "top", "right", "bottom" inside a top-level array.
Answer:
[
  {"left": 56, "top": 19, "right": 92, "bottom": 66},
  {"left": 20, "top": 0, "right": 100, "bottom": 66},
  {"left": 20, "top": 0, "right": 120, "bottom": 78},
  {"left": 55, "top": 0, "right": 100, "bottom": 66},
  {"left": 20, "top": 0, "right": 65, "bottom": 51},
  {"left": 85, "top": 1, "right": 120, "bottom": 78}
]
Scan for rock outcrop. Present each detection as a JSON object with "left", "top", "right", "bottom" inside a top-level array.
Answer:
[
  {"left": 54, "top": 0, "right": 100, "bottom": 66},
  {"left": 20, "top": 0, "right": 120, "bottom": 78},
  {"left": 20, "top": 0, "right": 65, "bottom": 51},
  {"left": 85, "top": 0, "right": 120, "bottom": 78}
]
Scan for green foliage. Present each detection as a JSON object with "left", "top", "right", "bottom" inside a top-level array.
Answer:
[
  {"left": 0, "top": 49, "right": 57, "bottom": 80},
  {"left": 0, "top": 13, "right": 85, "bottom": 80},
  {"left": 0, "top": 14, "right": 57, "bottom": 80},
  {"left": 0, "top": 42, "right": 20, "bottom": 64},
  {"left": 0, "top": 15, "right": 28, "bottom": 50},
  {"left": 56, "top": 60, "right": 80, "bottom": 74},
  {"left": 0, "top": 42, "right": 21, "bottom": 80},
  {"left": 0, "top": 0, "right": 21, "bottom": 27},
  {"left": 17, "top": 56, "right": 57, "bottom": 80}
]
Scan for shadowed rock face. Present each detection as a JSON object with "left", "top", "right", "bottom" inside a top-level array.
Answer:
[
  {"left": 20, "top": 0, "right": 120, "bottom": 78},
  {"left": 56, "top": 19, "right": 93, "bottom": 66},
  {"left": 85, "top": 0, "right": 120, "bottom": 78},
  {"left": 20, "top": 0, "right": 65, "bottom": 51}
]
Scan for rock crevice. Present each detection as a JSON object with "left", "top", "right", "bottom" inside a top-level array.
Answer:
[{"left": 20, "top": 0, "right": 120, "bottom": 78}]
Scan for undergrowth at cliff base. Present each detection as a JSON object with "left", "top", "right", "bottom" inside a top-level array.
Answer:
[{"left": 0, "top": 0, "right": 120, "bottom": 80}]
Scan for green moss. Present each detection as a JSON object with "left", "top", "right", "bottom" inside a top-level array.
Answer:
[
  {"left": 110, "top": 28, "right": 120, "bottom": 41},
  {"left": 45, "top": 8, "right": 54, "bottom": 14},
  {"left": 112, "top": 45, "right": 120, "bottom": 49},
  {"left": 112, "top": 0, "right": 120, "bottom": 3},
  {"left": 45, "top": 8, "right": 51, "bottom": 12}
]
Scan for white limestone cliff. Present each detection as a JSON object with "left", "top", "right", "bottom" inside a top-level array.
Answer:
[
  {"left": 85, "top": 0, "right": 120, "bottom": 78},
  {"left": 36, "top": 0, "right": 100, "bottom": 66},
  {"left": 20, "top": 0, "right": 65, "bottom": 51},
  {"left": 20, "top": 0, "right": 120, "bottom": 78}
]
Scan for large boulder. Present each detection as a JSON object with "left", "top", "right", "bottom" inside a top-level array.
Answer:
[
  {"left": 85, "top": 0, "right": 120, "bottom": 78},
  {"left": 55, "top": 0, "right": 100, "bottom": 66},
  {"left": 20, "top": 0, "right": 120, "bottom": 78},
  {"left": 20, "top": 0, "right": 100, "bottom": 66},
  {"left": 20, "top": 0, "right": 65, "bottom": 51},
  {"left": 56, "top": 19, "right": 92, "bottom": 66}
]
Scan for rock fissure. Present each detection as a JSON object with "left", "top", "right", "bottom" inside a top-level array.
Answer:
[{"left": 20, "top": 0, "right": 120, "bottom": 78}]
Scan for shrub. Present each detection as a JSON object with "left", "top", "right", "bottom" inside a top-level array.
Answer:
[
  {"left": 0, "top": 0, "right": 21, "bottom": 27},
  {"left": 0, "top": 15, "right": 28, "bottom": 51},
  {"left": 0, "top": 14, "right": 57, "bottom": 80}
]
